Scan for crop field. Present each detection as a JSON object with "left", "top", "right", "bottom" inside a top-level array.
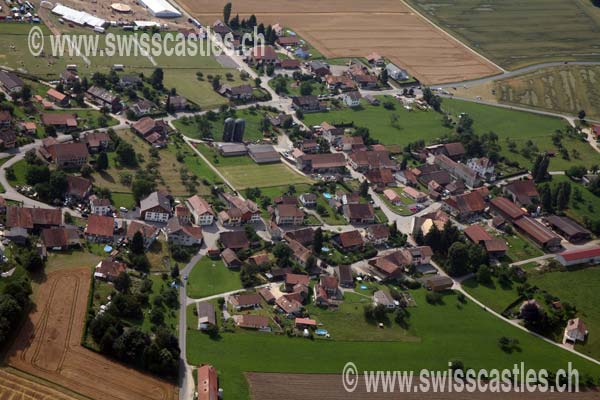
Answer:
[
  {"left": 177, "top": 0, "right": 500, "bottom": 84},
  {"left": 495, "top": 65, "right": 600, "bottom": 121},
  {"left": 0, "top": 368, "right": 83, "bottom": 400},
  {"left": 219, "top": 163, "right": 312, "bottom": 190},
  {"left": 405, "top": 0, "right": 600, "bottom": 70},
  {"left": 6, "top": 268, "right": 177, "bottom": 400}
]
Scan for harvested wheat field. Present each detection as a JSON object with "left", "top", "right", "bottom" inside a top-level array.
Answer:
[
  {"left": 0, "top": 368, "right": 82, "bottom": 400},
  {"left": 6, "top": 268, "right": 177, "bottom": 400},
  {"left": 179, "top": 0, "right": 501, "bottom": 84},
  {"left": 247, "top": 372, "right": 598, "bottom": 400}
]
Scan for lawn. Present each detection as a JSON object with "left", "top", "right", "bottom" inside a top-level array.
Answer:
[
  {"left": 186, "top": 257, "right": 242, "bottom": 299},
  {"left": 268, "top": 76, "right": 328, "bottom": 97},
  {"left": 6, "top": 159, "right": 28, "bottom": 187},
  {"left": 187, "top": 289, "right": 600, "bottom": 399},
  {"left": 173, "top": 108, "right": 274, "bottom": 141},
  {"left": 219, "top": 163, "right": 312, "bottom": 190},
  {"left": 495, "top": 65, "right": 600, "bottom": 121},
  {"left": 302, "top": 96, "right": 453, "bottom": 146},
  {"left": 44, "top": 249, "right": 103, "bottom": 274},
  {"left": 110, "top": 192, "right": 136, "bottom": 209},
  {"left": 462, "top": 276, "right": 521, "bottom": 314},
  {"left": 406, "top": 0, "right": 600, "bottom": 70},
  {"left": 528, "top": 267, "right": 600, "bottom": 360},
  {"left": 502, "top": 232, "right": 545, "bottom": 263},
  {"left": 548, "top": 175, "right": 600, "bottom": 228}
]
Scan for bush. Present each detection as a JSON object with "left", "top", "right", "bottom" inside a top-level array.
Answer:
[{"left": 425, "top": 291, "right": 442, "bottom": 305}]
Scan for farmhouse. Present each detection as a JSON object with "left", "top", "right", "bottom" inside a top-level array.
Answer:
[
  {"left": 337, "top": 230, "right": 364, "bottom": 251},
  {"left": 40, "top": 113, "right": 77, "bottom": 131},
  {"left": 513, "top": 216, "right": 561, "bottom": 249},
  {"left": 186, "top": 195, "right": 214, "bottom": 225},
  {"left": 298, "top": 153, "right": 346, "bottom": 174},
  {"left": 284, "top": 273, "right": 310, "bottom": 292},
  {"left": 349, "top": 149, "right": 395, "bottom": 171},
  {"left": 503, "top": 180, "right": 539, "bottom": 207},
  {"left": 426, "top": 142, "right": 466, "bottom": 160},
  {"left": 219, "top": 84, "right": 253, "bottom": 100},
  {"left": 131, "top": 117, "right": 169, "bottom": 147},
  {"left": 292, "top": 95, "right": 323, "bottom": 112},
  {"left": 544, "top": 215, "right": 591, "bottom": 243},
  {"left": 490, "top": 197, "right": 526, "bottom": 221},
  {"left": 556, "top": 246, "right": 600, "bottom": 267},
  {"left": 443, "top": 191, "right": 486, "bottom": 220},
  {"left": 85, "top": 214, "right": 115, "bottom": 242},
  {"left": 197, "top": 364, "right": 218, "bottom": 400},
  {"left": 140, "top": 191, "right": 172, "bottom": 223},
  {"left": 0, "top": 71, "right": 23, "bottom": 93},
  {"left": 44, "top": 142, "right": 89, "bottom": 168},
  {"left": 66, "top": 175, "right": 92, "bottom": 200},
  {"left": 197, "top": 302, "right": 216, "bottom": 331},
  {"left": 83, "top": 131, "right": 111, "bottom": 153},
  {"left": 126, "top": 220, "right": 159, "bottom": 249},
  {"left": 229, "top": 293, "right": 261, "bottom": 310},
  {"left": 40, "top": 227, "right": 80, "bottom": 250},
  {"left": 86, "top": 86, "right": 122, "bottom": 112},
  {"left": 220, "top": 193, "right": 261, "bottom": 225},
  {"left": 247, "top": 144, "right": 280, "bottom": 164},
  {"left": 164, "top": 217, "right": 203, "bottom": 246},
  {"left": 221, "top": 248, "right": 242, "bottom": 268},
  {"left": 249, "top": 46, "right": 278, "bottom": 65},
  {"left": 258, "top": 287, "right": 276, "bottom": 304},
  {"left": 94, "top": 259, "right": 127, "bottom": 281},
  {"left": 366, "top": 224, "right": 390, "bottom": 245},
  {"left": 463, "top": 224, "right": 507, "bottom": 258},
  {"left": 343, "top": 203, "right": 375, "bottom": 224},
  {"left": 234, "top": 314, "right": 270, "bottom": 330},
  {"left": 306, "top": 60, "right": 331, "bottom": 77}
]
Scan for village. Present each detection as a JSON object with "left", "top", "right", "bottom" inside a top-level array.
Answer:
[{"left": 0, "top": 1, "right": 599, "bottom": 399}]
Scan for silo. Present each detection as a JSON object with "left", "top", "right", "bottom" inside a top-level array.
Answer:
[
  {"left": 233, "top": 118, "right": 246, "bottom": 142},
  {"left": 222, "top": 117, "right": 235, "bottom": 142}
]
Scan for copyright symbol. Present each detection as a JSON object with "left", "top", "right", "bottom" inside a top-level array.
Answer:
[
  {"left": 342, "top": 361, "right": 358, "bottom": 393},
  {"left": 28, "top": 26, "right": 44, "bottom": 56}
]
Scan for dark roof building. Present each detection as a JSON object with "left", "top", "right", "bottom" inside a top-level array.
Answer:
[
  {"left": 544, "top": 215, "right": 591, "bottom": 243},
  {"left": 514, "top": 217, "right": 561, "bottom": 249}
]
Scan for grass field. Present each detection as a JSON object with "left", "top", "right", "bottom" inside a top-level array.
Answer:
[
  {"left": 173, "top": 108, "right": 273, "bottom": 141},
  {"left": 406, "top": 0, "right": 600, "bottom": 70},
  {"left": 528, "top": 267, "right": 600, "bottom": 360},
  {"left": 503, "top": 233, "right": 545, "bottom": 263},
  {"left": 547, "top": 175, "right": 600, "bottom": 228},
  {"left": 187, "top": 289, "right": 600, "bottom": 399},
  {"left": 186, "top": 257, "right": 242, "bottom": 299},
  {"left": 7, "top": 159, "right": 28, "bottom": 187},
  {"left": 462, "top": 276, "right": 521, "bottom": 314},
  {"left": 495, "top": 65, "right": 600, "bottom": 121}
]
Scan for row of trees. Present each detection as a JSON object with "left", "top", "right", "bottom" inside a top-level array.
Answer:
[{"left": 0, "top": 275, "right": 32, "bottom": 347}]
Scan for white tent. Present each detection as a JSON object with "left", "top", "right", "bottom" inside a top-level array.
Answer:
[
  {"left": 52, "top": 3, "right": 106, "bottom": 28},
  {"left": 138, "top": 0, "right": 181, "bottom": 18}
]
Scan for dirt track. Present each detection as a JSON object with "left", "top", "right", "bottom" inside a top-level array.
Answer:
[
  {"left": 6, "top": 268, "right": 177, "bottom": 400},
  {"left": 176, "top": 0, "right": 501, "bottom": 84},
  {"left": 247, "top": 372, "right": 600, "bottom": 400}
]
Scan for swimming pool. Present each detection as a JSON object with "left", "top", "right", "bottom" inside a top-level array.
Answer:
[
  {"left": 323, "top": 192, "right": 333, "bottom": 199},
  {"left": 315, "top": 329, "right": 328, "bottom": 336}
]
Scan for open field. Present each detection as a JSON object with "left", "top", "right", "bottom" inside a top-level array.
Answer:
[
  {"left": 528, "top": 267, "right": 600, "bottom": 361},
  {"left": 219, "top": 163, "right": 312, "bottom": 190},
  {"left": 548, "top": 175, "right": 600, "bottom": 228},
  {"left": 186, "top": 257, "right": 242, "bottom": 298},
  {"left": 178, "top": 0, "right": 500, "bottom": 84},
  {"left": 462, "top": 276, "right": 520, "bottom": 314},
  {"left": 174, "top": 108, "right": 272, "bottom": 141},
  {"left": 0, "top": 368, "right": 83, "bottom": 400},
  {"left": 187, "top": 289, "right": 600, "bottom": 398},
  {"left": 495, "top": 65, "right": 600, "bottom": 121},
  {"left": 6, "top": 268, "right": 177, "bottom": 400},
  {"left": 406, "top": 0, "right": 600, "bottom": 70}
]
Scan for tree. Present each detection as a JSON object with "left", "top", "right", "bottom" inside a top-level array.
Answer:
[
  {"left": 476, "top": 264, "right": 492, "bottom": 285},
  {"left": 132, "top": 176, "right": 156, "bottom": 202},
  {"left": 359, "top": 180, "right": 369, "bottom": 198},
  {"left": 223, "top": 2, "right": 232, "bottom": 25},
  {"left": 531, "top": 154, "right": 549, "bottom": 182},
  {"left": 115, "top": 141, "right": 137, "bottom": 167},
  {"left": 171, "top": 264, "right": 180, "bottom": 279},
  {"left": 130, "top": 231, "right": 145, "bottom": 254},
  {"left": 566, "top": 165, "right": 587, "bottom": 179},
  {"left": 96, "top": 151, "right": 109, "bottom": 171},
  {"left": 150, "top": 68, "right": 164, "bottom": 90},
  {"left": 23, "top": 250, "right": 44, "bottom": 272},
  {"left": 445, "top": 242, "right": 471, "bottom": 277},
  {"left": 114, "top": 272, "right": 132, "bottom": 293},
  {"left": 313, "top": 227, "right": 324, "bottom": 254},
  {"left": 379, "top": 68, "right": 388, "bottom": 84},
  {"left": 299, "top": 81, "right": 313, "bottom": 96},
  {"left": 80, "top": 164, "right": 93, "bottom": 178},
  {"left": 578, "top": 110, "right": 586, "bottom": 121}
]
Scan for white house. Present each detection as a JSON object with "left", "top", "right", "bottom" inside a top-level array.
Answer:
[
  {"left": 373, "top": 290, "right": 396, "bottom": 309},
  {"left": 385, "top": 63, "right": 409, "bottom": 81},
  {"left": 163, "top": 217, "right": 203, "bottom": 246},
  {"left": 89, "top": 195, "right": 112, "bottom": 216},
  {"left": 140, "top": 191, "right": 172, "bottom": 223},
  {"left": 467, "top": 157, "right": 495, "bottom": 180},
  {"left": 186, "top": 195, "right": 214, "bottom": 225},
  {"left": 343, "top": 91, "right": 362, "bottom": 107},
  {"left": 564, "top": 318, "right": 587, "bottom": 343}
]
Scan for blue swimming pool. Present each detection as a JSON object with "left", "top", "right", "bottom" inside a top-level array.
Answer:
[
  {"left": 321, "top": 247, "right": 330, "bottom": 253},
  {"left": 104, "top": 245, "right": 113, "bottom": 253},
  {"left": 315, "top": 329, "right": 328, "bottom": 336},
  {"left": 323, "top": 192, "right": 333, "bottom": 199},
  {"left": 360, "top": 285, "right": 368, "bottom": 290}
]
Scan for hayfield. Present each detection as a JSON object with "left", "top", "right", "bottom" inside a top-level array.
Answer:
[
  {"left": 406, "top": 0, "right": 600, "bottom": 70},
  {"left": 495, "top": 65, "right": 600, "bottom": 121},
  {"left": 177, "top": 0, "right": 500, "bottom": 84},
  {"left": 219, "top": 162, "right": 312, "bottom": 190}
]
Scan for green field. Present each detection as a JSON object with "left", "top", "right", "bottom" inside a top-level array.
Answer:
[
  {"left": 406, "top": 0, "right": 600, "bottom": 70},
  {"left": 186, "top": 257, "right": 242, "bottom": 299},
  {"left": 6, "top": 159, "right": 28, "bottom": 187},
  {"left": 173, "top": 108, "right": 272, "bottom": 141},
  {"left": 187, "top": 289, "right": 600, "bottom": 399},
  {"left": 495, "top": 65, "right": 600, "bottom": 121},
  {"left": 548, "top": 175, "right": 600, "bottom": 228},
  {"left": 528, "top": 267, "right": 600, "bottom": 360},
  {"left": 462, "top": 276, "right": 521, "bottom": 314},
  {"left": 503, "top": 233, "right": 545, "bottom": 263}
]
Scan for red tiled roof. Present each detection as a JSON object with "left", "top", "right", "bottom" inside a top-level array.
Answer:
[
  {"left": 490, "top": 197, "right": 526, "bottom": 220},
  {"left": 197, "top": 364, "right": 218, "bottom": 400},
  {"left": 464, "top": 224, "right": 493, "bottom": 243},
  {"left": 285, "top": 273, "right": 310, "bottom": 286},
  {"left": 559, "top": 246, "right": 600, "bottom": 262},
  {"left": 85, "top": 214, "right": 114, "bottom": 237},
  {"left": 338, "top": 230, "right": 364, "bottom": 248}
]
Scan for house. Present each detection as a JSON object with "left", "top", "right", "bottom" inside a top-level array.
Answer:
[
  {"left": 126, "top": 220, "right": 159, "bottom": 249},
  {"left": 284, "top": 228, "right": 315, "bottom": 247},
  {"left": 276, "top": 295, "right": 303, "bottom": 315},
  {"left": 212, "top": 19, "right": 232, "bottom": 38},
  {"left": 46, "top": 142, "right": 88, "bottom": 168},
  {"left": 336, "top": 264, "right": 354, "bottom": 288},
  {"left": 369, "top": 250, "right": 409, "bottom": 280},
  {"left": 0, "top": 71, "right": 23, "bottom": 93},
  {"left": 40, "top": 113, "right": 77, "bottom": 131},
  {"left": 503, "top": 180, "right": 539, "bottom": 207},
  {"left": 287, "top": 239, "right": 312, "bottom": 266},
  {"left": 544, "top": 215, "right": 591, "bottom": 243},
  {"left": 247, "top": 144, "right": 280, "bottom": 164},
  {"left": 320, "top": 122, "right": 345, "bottom": 143},
  {"left": 306, "top": 60, "right": 331, "bottom": 77},
  {"left": 20, "top": 121, "right": 37, "bottom": 135},
  {"left": 299, "top": 193, "right": 317, "bottom": 208},
  {"left": 86, "top": 86, "right": 121, "bottom": 112},
  {"left": 197, "top": 302, "right": 216, "bottom": 331},
  {"left": 89, "top": 196, "right": 112, "bottom": 215},
  {"left": 258, "top": 287, "right": 276, "bottom": 304},
  {"left": 234, "top": 314, "right": 270, "bottom": 330},
  {"left": 373, "top": 290, "right": 396, "bottom": 309},
  {"left": 168, "top": 95, "right": 188, "bottom": 112},
  {"left": 164, "top": 217, "right": 203, "bottom": 246},
  {"left": 298, "top": 153, "right": 346, "bottom": 174},
  {"left": 325, "top": 75, "right": 356, "bottom": 92},
  {"left": 66, "top": 175, "right": 92, "bottom": 200},
  {"left": 131, "top": 117, "right": 169, "bottom": 147},
  {"left": 218, "top": 84, "right": 253, "bottom": 100},
  {"left": 0, "top": 196, "right": 6, "bottom": 214},
  {"left": 140, "top": 191, "right": 171, "bottom": 223},
  {"left": 299, "top": 139, "right": 319, "bottom": 154},
  {"left": 337, "top": 230, "right": 364, "bottom": 250},
  {"left": 118, "top": 74, "right": 142, "bottom": 88},
  {"left": 41, "top": 227, "right": 80, "bottom": 249},
  {"left": 403, "top": 186, "right": 427, "bottom": 203},
  {"left": 426, "top": 142, "right": 466, "bottom": 160},
  {"left": 365, "top": 168, "right": 395, "bottom": 189},
  {"left": 248, "top": 251, "right": 269, "bottom": 267},
  {"left": 274, "top": 204, "right": 304, "bottom": 225},
  {"left": 291, "top": 95, "right": 322, "bottom": 112},
  {"left": 463, "top": 224, "right": 507, "bottom": 258},
  {"left": 367, "top": 52, "right": 385, "bottom": 66},
  {"left": 6, "top": 207, "right": 62, "bottom": 231},
  {"left": 284, "top": 273, "right": 310, "bottom": 292},
  {"left": 513, "top": 216, "right": 562, "bottom": 249},
  {"left": 295, "top": 317, "right": 317, "bottom": 329},
  {"left": 269, "top": 113, "right": 293, "bottom": 128},
  {"left": 490, "top": 197, "right": 526, "bottom": 221},
  {"left": 556, "top": 246, "right": 600, "bottom": 267},
  {"left": 60, "top": 69, "right": 79, "bottom": 85},
  {"left": 276, "top": 36, "right": 299, "bottom": 46},
  {"left": 220, "top": 193, "right": 261, "bottom": 225},
  {"left": 467, "top": 157, "right": 495, "bottom": 180},
  {"left": 343, "top": 204, "right": 375, "bottom": 224},
  {"left": 129, "top": 99, "right": 156, "bottom": 117},
  {"left": 83, "top": 131, "right": 111, "bottom": 153},
  {"left": 314, "top": 275, "right": 340, "bottom": 305},
  {"left": 343, "top": 91, "right": 362, "bottom": 107},
  {"left": 385, "top": 63, "right": 409, "bottom": 81},
  {"left": 423, "top": 275, "right": 453, "bottom": 292},
  {"left": 249, "top": 45, "right": 278, "bottom": 65},
  {"left": 221, "top": 248, "right": 242, "bottom": 268},
  {"left": 85, "top": 214, "right": 115, "bottom": 242},
  {"left": 174, "top": 204, "right": 191, "bottom": 224},
  {"left": 273, "top": 196, "right": 298, "bottom": 206},
  {"left": 229, "top": 293, "right": 261, "bottom": 310},
  {"left": 564, "top": 318, "right": 588, "bottom": 344},
  {"left": 186, "top": 195, "right": 214, "bottom": 225},
  {"left": 442, "top": 191, "right": 486, "bottom": 220},
  {"left": 47, "top": 88, "right": 69, "bottom": 106},
  {"left": 349, "top": 149, "right": 395, "bottom": 172},
  {"left": 197, "top": 364, "right": 218, "bottom": 400},
  {"left": 340, "top": 136, "right": 364, "bottom": 152},
  {"left": 366, "top": 224, "right": 390, "bottom": 245},
  {"left": 383, "top": 189, "right": 403, "bottom": 206},
  {"left": 0, "top": 130, "right": 16, "bottom": 149},
  {"left": 94, "top": 259, "right": 127, "bottom": 281},
  {"left": 219, "top": 230, "right": 249, "bottom": 250},
  {"left": 279, "top": 59, "right": 300, "bottom": 69}
]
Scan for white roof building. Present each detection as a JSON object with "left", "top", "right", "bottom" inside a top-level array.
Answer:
[
  {"left": 138, "top": 0, "right": 181, "bottom": 18},
  {"left": 52, "top": 4, "right": 106, "bottom": 28}
]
